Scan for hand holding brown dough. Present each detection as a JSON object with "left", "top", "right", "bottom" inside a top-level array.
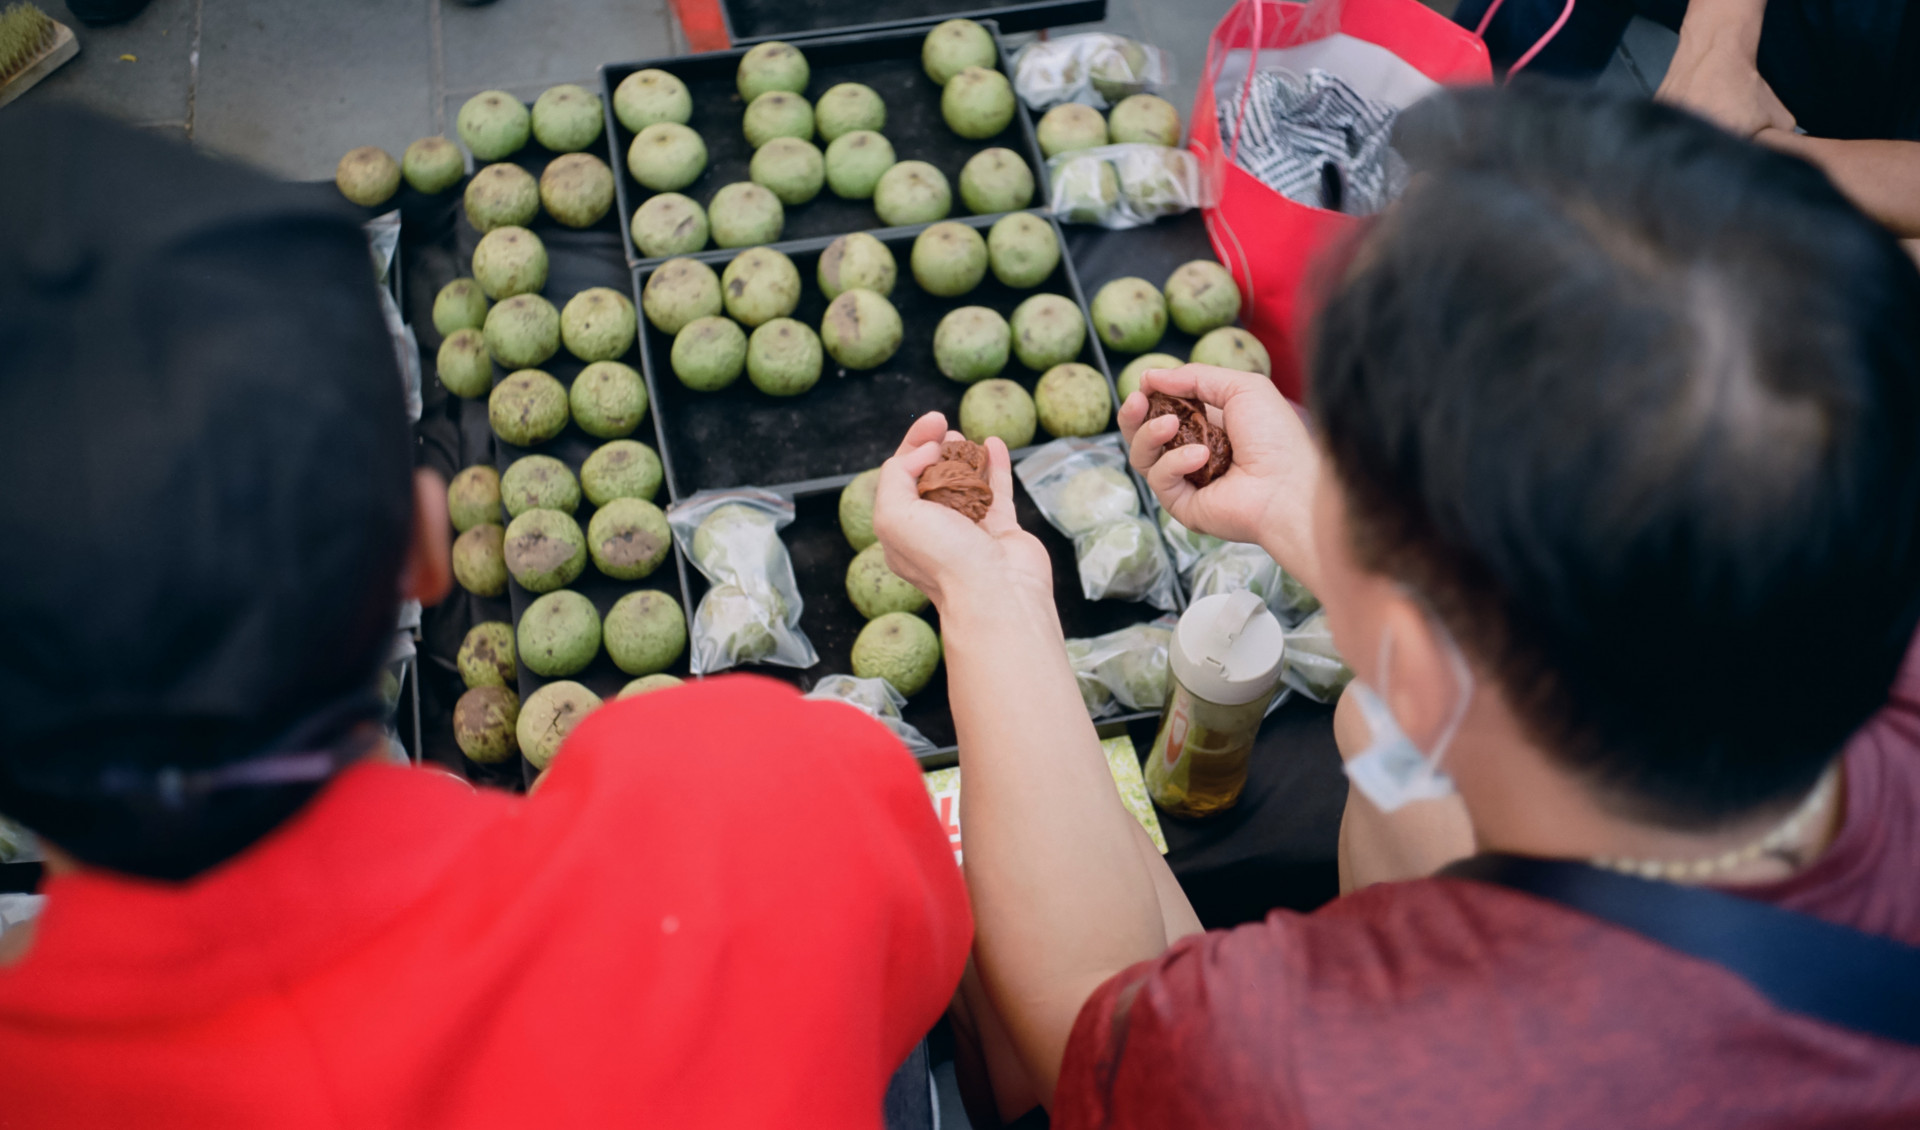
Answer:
[
  {"left": 917, "top": 439, "right": 994, "bottom": 520},
  {"left": 1145, "top": 392, "right": 1233, "bottom": 487}
]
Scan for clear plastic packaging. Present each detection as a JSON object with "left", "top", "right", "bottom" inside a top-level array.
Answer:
[
  {"left": 1017, "top": 438, "right": 1180, "bottom": 610},
  {"left": 667, "top": 488, "right": 819, "bottom": 674},
  {"left": 804, "top": 674, "right": 939, "bottom": 759},
  {"left": 1048, "top": 144, "right": 1210, "bottom": 230},
  {"left": 1282, "top": 608, "right": 1354, "bottom": 703},
  {"left": 1188, "top": 540, "right": 1321, "bottom": 623},
  {"left": 0, "top": 817, "right": 40, "bottom": 865},
  {"left": 1013, "top": 33, "right": 1175, "bottom": 111},
  {"left": 1157, "top": 506, "right": 1226, "bottom": 579},
  {"left": 1066, "top": 616, "right": 1178, "bottom": 718}
]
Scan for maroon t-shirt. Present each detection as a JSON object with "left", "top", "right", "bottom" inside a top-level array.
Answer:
[{"left": 1057, "top": 679, "right": 1920, "bottom": 1127}]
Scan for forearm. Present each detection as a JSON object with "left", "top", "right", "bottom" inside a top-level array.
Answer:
[
  {"left": 1758, "top": 132, "right": 1920, "bottom": 238},
  {"left": 943, "top": 581, "right": 1172, "bottom": 1101}
]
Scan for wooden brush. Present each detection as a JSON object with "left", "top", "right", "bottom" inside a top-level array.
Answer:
[{"left": 0, "top": 3, "right": 78, "bottom": 110}]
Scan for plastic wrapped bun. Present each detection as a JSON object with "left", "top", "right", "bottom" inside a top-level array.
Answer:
[
  {"left": 668, "top": 488, "right": 819, "bottom": 673},
  {"left": 1017, "top": 437, "right": 1179, "bottom": 609},
  {"left": 1282, "top": 608, "right": 1354, "bottom": 703},
  {"left": 1065, "top": 638, "right": 1118, "bottom": 718},
  {"left": 1013, "top": 33, "right": 1174, "bottom": 111},
  {"left": 1074, "top": 515, "right": 1178, "bottom": 607},
  {"left": 1158, "top": 506, "right": 1226, "bottom": 579},
  {"left": 1189, "top": 540, "right": 1320, "bottom": 623},
  {"left": 1066, "top": 617, "right": 1177, "bottom": 717},
  {"left": 804, "top": 674, "right": 939, "bottom": 758},
  {"left": 1048, "top": 144, "right": 1209, "bottom": 230}
]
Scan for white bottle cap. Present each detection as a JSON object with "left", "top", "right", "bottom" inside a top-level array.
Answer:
[{"left": 1170, "top": 591, "right": 1287, "bottom": 706}]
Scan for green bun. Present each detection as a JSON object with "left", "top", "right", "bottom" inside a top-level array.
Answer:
[
  {"left": 941, "top": 66, "right": 1015, "bottom": 140},
  {"left": 471, "top": 225, "right": 548, "bottom": 299},
  {"left": 691, "top": 504, "right": 783, "bottom": 578},
  {"left": 518, "top": 679, "right": 602, "bottom": 769},
  {"left": 721, "top": 246, "right": 801, "bottom": 327},
  {"left": 464, "top": 162, "right": 539, "bottom": 233},
  {"left": 817, "top": 232, "right": 897, "bottom": 300},
  {"left": 581, "top": 439, "right": 664, "bottom": 506},
  {"left": 588, "top": 497, "right": 672, "bottom": 581},
  {"left": 749, "top": 137, "right": 825, "bottom": 206},
  {"left": 570, "top": 360, "right": 648, "bottom": 438},
  {"left": 454, "top": 685, "right": 520, "bottom": 764},
  {"left": 922, "top": 18, "right": 996, "bottom": 85},
  {"left": 501, "top": 453, "right": 580, "bottom": 518},
  {"left": 823, "top": 130, "right": 896, "bottom": 200},
  {"left": 695, "top": 583, "right": 783, "bottom": 664},
  {"left": 747, "top": 318, "right": 824, "bottom": 396},
  {"left": 1190, "top": 326, "right": 1272, "bottom": 376},
  {"left": 517, "top": 590, "right": 601, "bottom": 680},
  {"left": 1036, "top": 103, "right": 1108, "bottom": 157},
  {"left": 838, "top": 467, "right": 882, "bottom": 550},
  {"left": 336, "top": 146, "right": 401, "bottom": 207},
  {"left": 437, "top": 328, "right": 493, "bottom": 399},
  {"left": 1035, "top": 362, "right": 1113, "bottom": 437},
  {"left": 1010, "top": 292, "right": 1086, "bottom": 371},
  {"left": 1090, "top": 276, "right": 1169, "bottom": 353},
  {"left": 627, "top": 122, "right": 708, "bottom": 192},
  {"left": 642, "top": 257, "right": 724, "bottom": 334},
  {"left": 1067, "top": 638, "right": 1114, "bottom": 714},
  {"left": 846, "top": 543, "right": 929, "bottom": 619},
  {"left": 815, "top": 83, "right": 886, "bottom": 143},
  {"left": 959, "top": 378, "right": 1037, "bottom": 448},
  {"left": 1054, "top": 466, "right": 1138, "bottom": 533},
  {"left": 852, "top": 611, "right": 941, "bottom": 696},
  {"left": 614, "top": 68, "right": 692, "bottom": 132},
  {"left": 1117, "top": 352, "right": 1184, "bottom": 402},
  {"left": 1108, "top": 93, "right": 1182, "bottom": 147},
  {"left": 457, "top": 620, "right": 517, "bottom": 687},
  {"left": 604, "top": 588, "right": 688, "bottom": 675},
  {"left": 986, "top": 212, "right": 1059, "bottom": 289},
  {"left": 910, "top": 221, "right": 988, "bottom": 298},
  {"left": 531, "top": 83, "right": 604, "bottom": 152},
  {"left": 433, "top": 278, "right": 491, "bottom": 336},
  {"left": 619, "top": 673, "right": 685, "bottom": 697},
  {"left": 484, "top": 294, "right": 561, "bottom": 370},
  {"left": 488, "top": 367, "right": 569, "bottom": 445},
  {"left": 458, "top": 91, "right": 531, "bottom": 161},
  {"left": 402, "top": 136, "right": 463, "bottom": 194},
  {"left": 452, "top": 523, "right": 509, "bottom": 596},
  {"left": 1054, "top": 156, "right": 1120, "bottom": 224},
  {"left": 873, "top": 160, "right": 951, "bottom": 227},
  {"left": 1163, "top": 260, "right": 1241, "bottom": 335},
  {"left": 742, "top": 91, "right": 814, "bottom": 149},
  {"left": 671, "top": 315, "right": 748, "bottom": 391},
  {"left": 447, "top": 464, "right": 503, "bottom": 532},
  {"left": 933, "top": 306, "right": 1010, "bottom": 383},
  {"left": 631, "top": 192, "right": 709, "bottom": 258},
  {"left": 708, "top": 181, "right": 784, "bottom": 248},
  {"left": 737, "top": 40, "right": 810, "bottom": 101},
  {"left": 561, "top": 287, "right": 637, "bottom": 362},
  {"left": 958, "top": 147, "right": 1033, "bottom": 215},
  {"left": 1090, "top": 38, "right": 1153, "bottom": 102},
  {"left": 540, "top": 152, "right": 615, "bottom": 228},
  {"left": 505, "top": 508, "right": 588, "bottom": 592},
  {"left": 821, "top": 288, "right": 904, "bottom": 370}
]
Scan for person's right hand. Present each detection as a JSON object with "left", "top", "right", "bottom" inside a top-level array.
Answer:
[{"left": 1656, "top": 33, "right": 1794, "bottom": 138}]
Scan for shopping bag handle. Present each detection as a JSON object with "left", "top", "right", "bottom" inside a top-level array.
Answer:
[{"left": 1473, "top": 0, "right": 1577, "bottom": 76}]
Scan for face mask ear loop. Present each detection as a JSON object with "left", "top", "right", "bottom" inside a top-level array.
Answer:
[{"left": 1376, "top": 600, "right": 1476, "bottom": 771}]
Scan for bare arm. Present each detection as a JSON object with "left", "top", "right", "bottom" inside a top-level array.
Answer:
[
  {"left": 1654, "top": 0, "right": 1790, "bottom": 138},
  {"left": 1755, "top": 132, "right": 1920, "bottom": 238},
  {"left": 873, "top": 414, "right": 1197, "bottom": 1105}
]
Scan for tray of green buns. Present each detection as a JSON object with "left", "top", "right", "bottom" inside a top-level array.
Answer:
[
  {"left": 632, "top": 211, "right": 1129, "bottom": 495},
  {"left": 600, "top": 19, "right": 1046, "bottom": 269}
]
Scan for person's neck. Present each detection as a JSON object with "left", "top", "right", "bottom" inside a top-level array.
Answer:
[{"left": 1459, "top": 728, "right": 1846, "bottom": 888}]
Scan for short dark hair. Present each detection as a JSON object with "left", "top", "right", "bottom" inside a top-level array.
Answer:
[
  {"left": 0, "top": 106, "right": 413, "bottom": 877},
  {"left": 1312, "top": 85, "right": 1920, "bottom": 828}
]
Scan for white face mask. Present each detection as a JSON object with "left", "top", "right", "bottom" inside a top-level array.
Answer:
[{"left": 1342, "top": 622, "right": 1475, "bottom": 813}]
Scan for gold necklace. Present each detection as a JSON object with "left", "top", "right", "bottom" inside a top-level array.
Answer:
[{"left": 1591, "top": 766, "right": 1838, "bottom": 883}]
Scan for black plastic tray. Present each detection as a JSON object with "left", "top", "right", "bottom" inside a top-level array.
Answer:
[
  {"left": 601, "top": 23, "right": 1046, "bottom": 269},
  {"left": 635, "top": 212, "right": 1118, "bottom": 497},
  {"left": 677, "top": 469, "right": 1177, "bottom": 766},
  {"left": 723, "top": 0, "right": 1105, "bottom": 46},
  {"left": 1064, "top": 211, "right": 1242, "bottom": 376}
]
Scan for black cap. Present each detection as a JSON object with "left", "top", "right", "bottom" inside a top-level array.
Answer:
[{"left": 0, "top": 105, "right": 413, "bottom": 875}]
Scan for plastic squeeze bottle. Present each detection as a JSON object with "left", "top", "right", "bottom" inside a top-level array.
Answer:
[{"left": 1144, "top": 590, "right": 1287, "bottom": 817}]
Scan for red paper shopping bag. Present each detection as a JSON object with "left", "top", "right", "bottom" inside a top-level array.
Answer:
[{"left": 1191, "top": 0, "right": 1491, "bottom": 400}]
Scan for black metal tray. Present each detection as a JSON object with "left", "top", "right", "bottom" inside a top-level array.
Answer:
[
  {"left": 636, "top": 212, "right": 1118, "bottom": 497},
  {"left": 723, "top": 0, "right": 1105, "bottom": 46},
  {"left": 601, "top": 22, "right": 1046, "bottom": 268},
  {"left": 677, "top": 469, "right": 1177, "bottom": 766}
]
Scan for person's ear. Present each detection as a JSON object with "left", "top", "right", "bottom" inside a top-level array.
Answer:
[
  {"left": 400, "top": 469, "right": 453, "bottom": 606},
  {"left": 1372, "top": 591, "right": 1468, "bottom": 751}
]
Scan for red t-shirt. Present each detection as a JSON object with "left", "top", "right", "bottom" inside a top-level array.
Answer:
[
  {"left": 1057, "top": 692, "right": 1920, "bottom": 1127},
  {"left": 0, "top": 676, "right": 972, "bottom": 1129}
]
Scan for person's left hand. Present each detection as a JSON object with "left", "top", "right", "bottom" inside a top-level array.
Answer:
[{"left": 872, "top": 412, "right": 1052, "bottom": 612}]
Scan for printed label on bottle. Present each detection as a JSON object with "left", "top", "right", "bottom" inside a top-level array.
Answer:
[{"left": 1164, "top": 697, "right": 1190, "bottom": 768}]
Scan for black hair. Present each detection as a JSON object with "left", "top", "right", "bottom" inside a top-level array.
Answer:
[{"left": 1312, "top": 85, "right": 1920, "bottom": 828}]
